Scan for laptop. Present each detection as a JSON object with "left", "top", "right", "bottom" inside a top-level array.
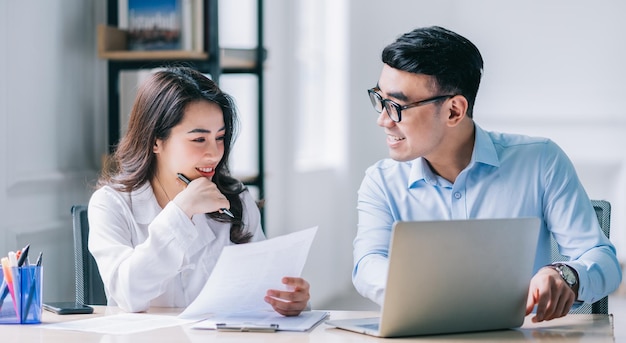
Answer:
[{"left": 327, "top": 217, "right": 541, "bottom": 337}]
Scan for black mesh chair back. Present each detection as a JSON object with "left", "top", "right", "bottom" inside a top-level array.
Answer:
[
  {"left": 549, "top": 200, "right": 611, "bottom": 314},
  {"left": 72, "top": 205, "right": 107, "bottom": 305}
]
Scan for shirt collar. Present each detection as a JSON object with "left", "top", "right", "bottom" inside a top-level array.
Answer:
[
  {"left": 472, "top": 124, "right": 500, "bottom": 168},
  {"left": 408, "top": 124, "right": 500, "bottom": 188},
  {"left": 408, "top": 158, "right": 436, "bottom": 188}
]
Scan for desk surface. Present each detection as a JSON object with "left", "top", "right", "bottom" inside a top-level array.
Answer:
[{"left": 0, "top": 307, "right": 615, "bottom": 342}]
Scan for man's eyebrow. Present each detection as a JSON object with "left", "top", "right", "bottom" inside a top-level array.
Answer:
[
  {"left": 376, "top": 83, "right": 409, "bottom": 102},
  {"left": 187, "top": 126, "right": 226, "bottom": 134},
  {"left": 386, "top": 91, "right": 409, "bottom": 102}
]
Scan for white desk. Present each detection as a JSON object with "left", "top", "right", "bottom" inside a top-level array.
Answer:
[{"left": 0, "top": 307, "right": 615, "bottom": 342}]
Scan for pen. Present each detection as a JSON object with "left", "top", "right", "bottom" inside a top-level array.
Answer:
[
  {"left": 8, "top": 251, "right": 17, "bottom": 267},
  {"left": 22, "top": 252, "right": 42, "bottom": 322},
  {"left": 0, "top": 260, "right": 9, "bottom": 311},
  {"left": 1, "top": 257, "right": 18, "bottom": 316},
  {"left": 0, "top": 244, "right": 29, "bottom": 310},
  {"left": 0, "top": 279, "right": 6, "bottom": 311},
  {"left": 35, "top": 251, "right": 43, "bottom": 267},
  {"left": 17, "top": 244, "right": 30, "bottom": 267},
  {"left": 176, "top": 173, "right": 235, "bottom": 218},
  {"left": 176, "top": 172, "right": 192, "bottom": 185},
  {"left": 7, "top": 252, "right": 20, "bottom": 313}
]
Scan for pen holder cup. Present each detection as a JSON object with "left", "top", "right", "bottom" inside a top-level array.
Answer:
[{"left": 0, "top": 266, "right": 43, "bottom": 324}]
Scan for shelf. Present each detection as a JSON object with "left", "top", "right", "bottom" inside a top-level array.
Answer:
[
  {"left": 220, "top": 48, "right": 266, "bottom": 70},
  {"left": 97, "top": 25, "right": 263, "bottom": 69}
]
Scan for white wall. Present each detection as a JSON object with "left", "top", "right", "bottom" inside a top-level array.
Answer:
[
  {"left": 264, "top": 0, "right": 626, "bottom": 310},
  {"left": 0, "top": 1, "right": 105, "bottom": 302}
]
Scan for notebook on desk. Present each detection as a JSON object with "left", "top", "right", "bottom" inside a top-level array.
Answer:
[{"left": 327, "top": 217, "right": 541, "bottom": 338}]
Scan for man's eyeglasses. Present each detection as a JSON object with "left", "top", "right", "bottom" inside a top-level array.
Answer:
[{"left": 368, "top": 88, "right": 455, "bottom": 123}]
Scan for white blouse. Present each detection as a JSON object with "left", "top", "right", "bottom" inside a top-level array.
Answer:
[{"left": 88, "top": 182, "right": 265, "bottom": 312}]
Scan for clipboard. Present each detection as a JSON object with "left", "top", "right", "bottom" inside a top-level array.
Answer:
[
  {"left": 216, "top": 323, "right": 279, "bottom": 332},
  {"left": 193, "top": 310, "right": 329, "bottom": 332}
]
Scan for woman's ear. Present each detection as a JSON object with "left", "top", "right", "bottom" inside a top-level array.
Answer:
[{"left": 153, "top": 139, "right": 161, "bottom": 153}]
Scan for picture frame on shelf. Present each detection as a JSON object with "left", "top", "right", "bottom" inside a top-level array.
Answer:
[
  {"left": 117, "top": 0, "right": 204, "bottom": 52},
  {"left": 127, "top": 0, "right": 182, "bottom": 51}
]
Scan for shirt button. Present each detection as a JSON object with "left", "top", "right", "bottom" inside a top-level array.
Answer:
[{"left": 454, "top": 192, "right": 462, "bottom": 199}]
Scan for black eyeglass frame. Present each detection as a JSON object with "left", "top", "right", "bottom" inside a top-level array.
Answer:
[{"left": 368, "top": 88, "right": 456, "bottom": 123}]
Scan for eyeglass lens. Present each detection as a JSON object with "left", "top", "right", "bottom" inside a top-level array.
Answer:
[
  {"left": 368, "top": 90, "right": 383, "bottom": 112},
  {"left": 368, "top": 90, "right": 399, "bottom": 121}
]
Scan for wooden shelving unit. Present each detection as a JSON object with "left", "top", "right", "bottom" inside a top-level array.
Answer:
[
  {"left": 97, "top": 24, "right": 264, "bottom": 69},
  {"left": 97, "top": 25, "right": 208, "bottom": 60}
]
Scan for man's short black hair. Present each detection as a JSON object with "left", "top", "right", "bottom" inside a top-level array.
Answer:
[{"left": 382, "top": 26, "right": 484, "bottom": 118}]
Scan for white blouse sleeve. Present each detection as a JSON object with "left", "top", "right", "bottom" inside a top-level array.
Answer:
[{"left": 88, "top": 187, "right": 199, "bottom": 312}]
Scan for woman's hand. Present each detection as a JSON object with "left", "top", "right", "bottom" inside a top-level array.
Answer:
[
  {"left": 265, "top": 277, "right": 310, "bottom": 316},
  {"left": 173, "top": 176, "right": 230, "bottom": 218}
]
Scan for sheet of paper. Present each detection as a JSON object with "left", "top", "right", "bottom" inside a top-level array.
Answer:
[
  {"left": 179, "top": 226, "right": 318, "bottom": 320},
  {"left": 192, "top": 310, "right": 329, "bottom": 331},
  {"left": 41, "top": 313, "right": 193, "bottom": 335}
]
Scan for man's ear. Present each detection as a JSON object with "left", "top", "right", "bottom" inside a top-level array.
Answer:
[{"left": 447, "top": 95, "right": 469, "bottom": 126}]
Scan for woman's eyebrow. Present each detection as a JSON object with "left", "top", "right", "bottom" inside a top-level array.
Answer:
[
  {"left": 187, "top": 128, "right": 210, "bottom": 134},
  {"left": 187, "top": 126, "right": 225, "bottom": 134}
]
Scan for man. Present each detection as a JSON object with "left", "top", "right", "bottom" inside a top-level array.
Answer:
[{"left": 352, "top": 26, "right": 621, "bottom": 322}]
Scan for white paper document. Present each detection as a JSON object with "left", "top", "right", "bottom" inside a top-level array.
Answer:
[
  {"left": 179, "top": 226, "right": 318, "bottom": 320},
  {"left": 192, "top": 310, "right": 329, "bottom": 332},
  {"left": 41, "top": 313, "right": 193, "bottom": 335}
]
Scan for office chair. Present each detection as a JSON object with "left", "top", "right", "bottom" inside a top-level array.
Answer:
[
  {"left": 71, "top": 205, "right": 107, "bottom": 305},
  {"left": 550, "top": 200, "right": 611, "bottom": 314}
]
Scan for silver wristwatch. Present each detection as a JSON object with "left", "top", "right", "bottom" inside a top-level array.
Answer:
[{"left": 551, "top": 263, "right": 578, "bottom": 289}]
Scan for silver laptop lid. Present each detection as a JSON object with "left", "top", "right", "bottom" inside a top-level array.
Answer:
[{"left": 379, "top": 217, "right": 540, "bottom": 337}]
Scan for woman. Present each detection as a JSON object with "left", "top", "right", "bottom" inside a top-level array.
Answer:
[{"left": 88, "top": 67, "right": 310, "bottom": 315}]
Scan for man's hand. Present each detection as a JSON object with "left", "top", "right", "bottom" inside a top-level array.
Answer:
[
  {"left": 265, "top": 277, "right": 310, "bottom": 316},
  {"left": 525, "top": 267, "right": 576, "bottom": 322}
]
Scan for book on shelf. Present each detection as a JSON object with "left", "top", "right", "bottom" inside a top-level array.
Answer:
[
  {"left": 117, "top": 0, "right": 204, "bottom": 52},
  {"left": 192, "top": 0, "right": 204, "bottom": 52}
]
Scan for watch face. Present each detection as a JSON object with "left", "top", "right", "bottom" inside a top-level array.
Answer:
[{"left": 559, "top": 265, "right": 577, "bottom": 286}]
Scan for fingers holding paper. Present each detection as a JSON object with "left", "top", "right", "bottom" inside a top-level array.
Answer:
[{"left": 265, "top": 277, "right": 310, "bottom": 316}]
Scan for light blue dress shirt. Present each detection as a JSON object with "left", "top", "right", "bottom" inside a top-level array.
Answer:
[{"left": 353, "top": 124, "right": 622, "bottom": 306}]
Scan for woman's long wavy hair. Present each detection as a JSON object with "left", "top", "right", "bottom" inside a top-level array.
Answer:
[{"left": 98, "top": 66, "right": 252, "bottom": 243}]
